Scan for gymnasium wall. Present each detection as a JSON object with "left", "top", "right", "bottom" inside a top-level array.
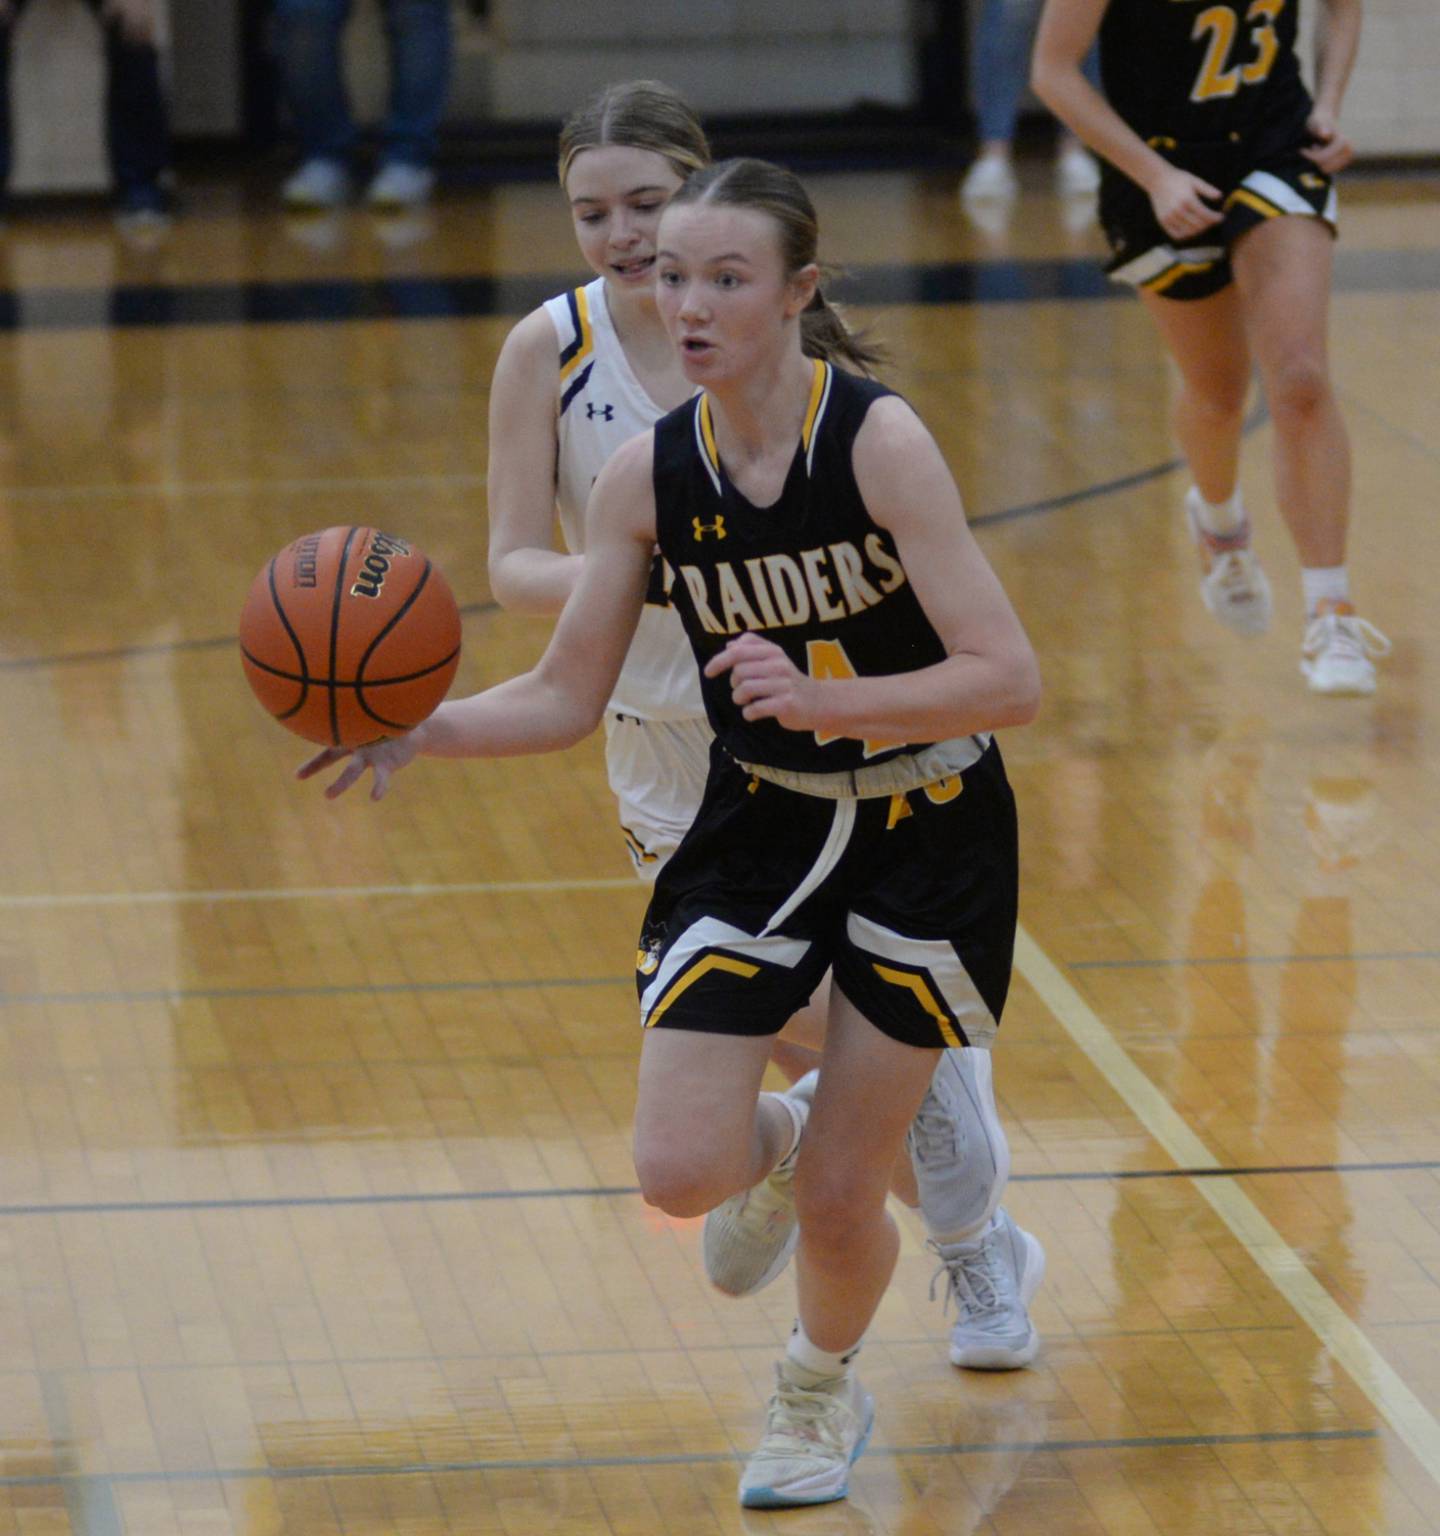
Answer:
[{"left": 7, "top": 0, "right": 1436, "bottom": 195}]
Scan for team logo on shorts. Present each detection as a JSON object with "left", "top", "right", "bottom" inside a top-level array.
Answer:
[
  {"left": 635, "top": 942, "right": 661, "bottom": 976},
  {"left": 692, "top": 515, "right": 727, "bottom": 541}
]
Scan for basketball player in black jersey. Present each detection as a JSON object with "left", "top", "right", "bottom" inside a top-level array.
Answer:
[
  {"left": 298, "top": 157, "right": 1039, "bottom": 1508},
  {"left": 1034, "top": 0, "right": 1389, "bottom": 694}
]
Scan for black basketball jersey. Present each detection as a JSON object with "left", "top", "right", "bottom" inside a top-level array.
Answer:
[
  {"left": 651, "top": 360, "right": 950, "bottom": 776},
  {"left": 1099, "top": 0, "right": 1308, "bottom": 143}
]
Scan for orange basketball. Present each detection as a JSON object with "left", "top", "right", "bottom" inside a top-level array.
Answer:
[{"left": 239, "top": 526, "right": 462, "bottom": 747}]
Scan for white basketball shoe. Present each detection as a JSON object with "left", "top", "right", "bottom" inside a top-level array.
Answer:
[
  {"left": 931, "top": 1209, "right": 1046, "bottom": 1370},
  {"left": 1185, "top": 489, "right": 1273, "bottom": 636},
  {"left": 1300, "top": 602, "right": 1391, "bottom": 696},
  {"left": 738, "top": 1364, "right": 875, "bottom": 1508},
  {"left": 702, "top": 1071, "right": 817, "bottom": 1296}
]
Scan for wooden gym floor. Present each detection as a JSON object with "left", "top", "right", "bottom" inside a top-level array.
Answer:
[{"left": 1, "top": 158, "right": 1439, "bottom": 1534}]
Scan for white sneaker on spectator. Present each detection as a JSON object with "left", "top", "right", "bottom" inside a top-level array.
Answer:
[
  {"left": 1300, "top": 602, "right": 1391, "bottom": 695},
  {"left": 282, "top": 158, "right": 351, "bottom": 209},
  {"left": 738, "top": 1365, "right": 875, "bottom": 1509},
  {"left": 931, "top": 1209, "right": 1045, "bottom": 1370},
  {"left": 366, "top": 162, "right": 436, "bottom": 209},
  {"left": 961, "top": 155, "right": 1019, "bottom": 202},
  {"left": 1185, "top": 488, "right": 1273, "bottom": 636},
  {"left": 1056, "top": 142, "right": 1101, "bottom": 195},
  {"left": 703, "top": 1070, "right": 817, "bottom": 1296}
]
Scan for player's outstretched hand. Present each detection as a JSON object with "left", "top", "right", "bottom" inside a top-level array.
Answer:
[
  {"left": 1148, "top": 166, "right": 1224, "bottom": 241},
  {"left": 297, "top": 731, "right": 421, "bottom": 801},
  {"left": 705, "top": 632, "right": 820, "bottom": 730},
  {"left": 1302, "top": 108, "right": 1354, "bottom": 175}
]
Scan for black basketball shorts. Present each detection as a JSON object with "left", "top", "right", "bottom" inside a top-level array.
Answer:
[
  {"left": 1101, "top": 131, "right": 1337, "bottom": 302},
  {"left": 634, "top": 741, "right": 1019, "bottom": 1051}
]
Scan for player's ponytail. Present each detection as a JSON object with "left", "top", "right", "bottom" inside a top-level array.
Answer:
[
  {"left": 800, "top": 286, "right": 886, "bottom": 376},
  {"left": 666, "top": 158, "right": 886, "bottom": 376}
]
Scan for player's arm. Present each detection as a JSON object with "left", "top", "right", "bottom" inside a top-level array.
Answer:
[
  {"left": 486, "top": 307, "right": 584, "bottom": 615},
  {"left": 1305, "top": 0, "right": 1362, "bottom": 174},
  {"left": 1031, "top": 0, "right": 1225, "bottom": 239},
  {"left": 303, "top": 435, "right": 658, "bottom": 799},
  {"left": 707, "top": 398, "right": 1040, "bottom": 744}
]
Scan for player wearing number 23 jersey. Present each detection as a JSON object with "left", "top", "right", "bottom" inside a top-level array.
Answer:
[{"left": 1098, "top": 0, "right": 1337, "bottom": 299}]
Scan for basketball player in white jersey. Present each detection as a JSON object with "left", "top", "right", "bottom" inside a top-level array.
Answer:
[{"left": 483, "top": 80, "right": 1044, "bottom": 1370}]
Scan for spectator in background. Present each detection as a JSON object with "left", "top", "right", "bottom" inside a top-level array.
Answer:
[
  {"left": 961, "top": 0, "right": 1099, "bottom": 202},
  {"left": 274, "top": 0, "right": 452, "bottom": 209},
  {"left": 0, "top": 0, "right": 172, "bottom": 226}
]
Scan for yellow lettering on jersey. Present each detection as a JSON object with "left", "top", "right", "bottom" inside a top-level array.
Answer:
[
  {"left": 1191, "top": 0, "right": 1285, "bottom": 103},
  {"left": 863, "top": 532, "right": 906, "bottom": 594},
  {"left": 762, "top": 554, "right": 812, "bottom": 625},
  {"left": 678, "top": 565, "right": 725, "bottom": 634},
  {"left": 805, "top": 638, "right": 905, "bottom": 758},
  {"left": 800, "top": 547, "right": 847, "bottom": 622},
  {"left": 831, "top": 541, "right": 882, "bottom": 614},
  {"left": 742, "top": 557, "right": 783, "bottom": 628},
  {"left": 886, "top": 792, "right": 913, "bottom": 830},
  {"left": 716, "top": 564, "right": 763, "bottom": 632},
  {"left": 1190, "top": 6, "right": 1241, "bottom": 101},
  {"left": 924, "top": 775, "right": 964, "bottom": 805},
  {"left": 1240, "top": 0, "right": 1283, "bottom": 84}
]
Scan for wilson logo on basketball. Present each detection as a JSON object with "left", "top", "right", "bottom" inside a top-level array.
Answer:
[
  {"left": 350, "top": 531, "right": 412, "bottom": 599},
  {"left": 293, "top": 533, "right": 323, "bottom": 588}
]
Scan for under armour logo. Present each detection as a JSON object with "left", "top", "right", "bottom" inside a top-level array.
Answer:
[
  {"left": 692, "top": 515, "right": 726, "bottom": 541},
  {"left": 586, "top": 401, "right": 615, "bottom": 422}
]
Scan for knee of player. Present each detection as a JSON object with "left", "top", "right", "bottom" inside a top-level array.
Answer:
[
  {"left": 633, "top": 1143, "right": 728, "bottom": 1219},
  {"left": 794, "top": 1165, "right": 879, "bottom": 1252},
  {"left": 1185, "top": 373, "right": 1251, "bottom": 423},
  {"left": 1265, "top": 355, "right": 1332, "bottom": 419}
]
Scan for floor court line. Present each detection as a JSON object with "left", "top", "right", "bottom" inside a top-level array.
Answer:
[
  {"left": 0, "top": 471, "right": 488, "bottom": 502},
  {"left": 1014, "top": 925, "right": 1440, "bottom": 1492},
  {"left": 0, "top": 877, "right": 638, "bottom": 908},
  {"left": 1072, "top": 950, "right": 1440, "bottom": 968},
  {"left": 7, "top": 1157, "right": 1440, "bottom": 1220},
  {"left": 0, "top": 1326, "right": 1338, "bottom": 1380},
  {"left": 0, "top": 1428, "right": 1379, "bottom": 1491}
]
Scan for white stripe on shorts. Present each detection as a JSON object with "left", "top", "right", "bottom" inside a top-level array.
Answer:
[
  {"left": 847, "top": 911, "right": 999, "bottom": 1049},
  {"left": 639, "top": 917, "right": 812, "bottom": 1025},
  {"left": 1109, "top": 243, "right": 1224, "bottom": 288},
  {"left": 1241, "top": 169, "right": 1318, "bottom": 217},
  {"left": 761, "top": 800, "right": 857, "bottom": 937}
]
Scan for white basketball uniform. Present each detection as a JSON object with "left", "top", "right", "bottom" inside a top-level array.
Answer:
[{"left": 544, "top": 277, "right": 711, "bottom": 879}]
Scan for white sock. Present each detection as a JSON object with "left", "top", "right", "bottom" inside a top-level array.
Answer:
[
  {"left": 936, "top": 1214, "right": 998, "bottom": 1258},
  {"left": 761, "top": 1090, "right": 805, "bottom": 1167},
  {"left": 933, "top": 1220, "right": 989, "bottom": 1252},
  {"left": 785, "top": 1322, "right": 860, "bottom": 1385},
  {"left": 1192, "top": 488, "right": 1245, "bottom": 536},
  {"left": 1302, "top": 565, "right": 1350, "bottom": 617}
]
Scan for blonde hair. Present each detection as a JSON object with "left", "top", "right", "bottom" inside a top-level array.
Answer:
[
  {"left": 558, "top": 80, "right": 711, "bottom": 187},
  {"left": 666, "top": 158, "right": 886, "bottom": 375}
]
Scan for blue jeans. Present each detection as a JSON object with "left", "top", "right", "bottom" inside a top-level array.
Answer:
[
  {"left": 972, "top": 0, "right": 1100, "bottom": 145},
  {"left": 0, "top": 0, "right": 169, "bottom": 200},
  {"left": 274, "top": 0, "right": 453, "bottom": 169}
]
